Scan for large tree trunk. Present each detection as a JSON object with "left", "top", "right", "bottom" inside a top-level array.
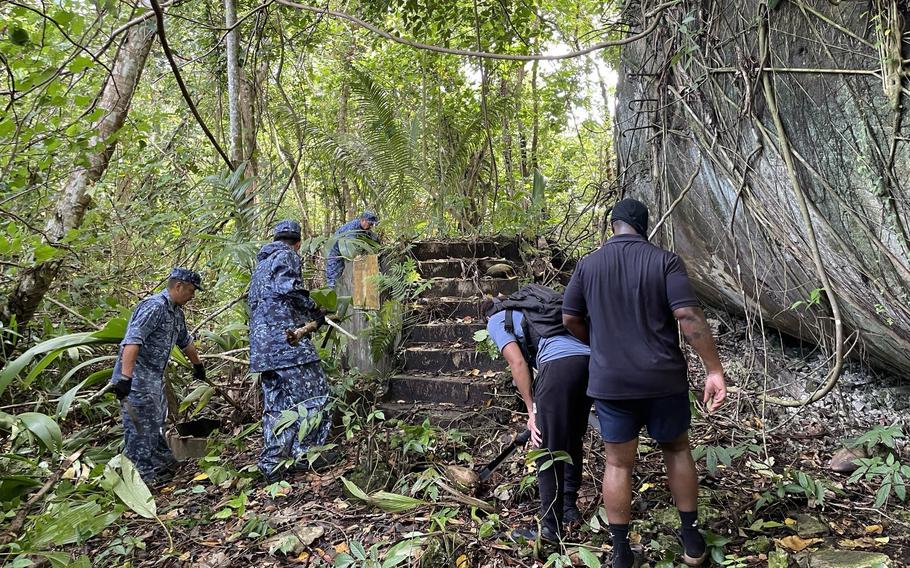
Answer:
[
  {"left": 224, "top": 0, "right": 243, "bottom": 166},
  {"left": 3, "top": 20, "right": 156, "bottom": 325},
  {"left": 615, "top": 2, "right": 910, "bottom": 374}
]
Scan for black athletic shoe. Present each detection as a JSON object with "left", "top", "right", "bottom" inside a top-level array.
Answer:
[
  {"left": 609, "top": 548, "right": 643, "bottom": 568},
  {"left": 563, "top": 506, "right": 583, "bottom": 527},
  {"left": 296, "top": 448, "right": 343, "bottom": 472},
  {"left": 510, "top": 525, "right": 560, "bottom": 544}
]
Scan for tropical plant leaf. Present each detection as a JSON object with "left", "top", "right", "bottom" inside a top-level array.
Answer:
[
  {"left": 0, "top": 318, "right": 126, "bottom": 398},
  {"left": 103, "top": 454, "right": 157, "bottom": 518},
  {"left": 17, "top": 412, "right": 63, "bottom": 452}
]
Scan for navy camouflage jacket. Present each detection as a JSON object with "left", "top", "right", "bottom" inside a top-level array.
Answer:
[
  {"left": 249, "top": 241, "right": 321, "bottom": 372},
  {"left": 327, "top": 218, "right": 379, "bottom": 258},
  {"left": 113, "top": 289, "right": 192, "bottom": 393}
]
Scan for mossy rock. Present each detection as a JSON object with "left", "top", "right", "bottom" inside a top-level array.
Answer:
[
  {"left": 745, "top": 535, "right": 773, "bottom": 553},
  {"left": 650, "top": 506, "right": 720, "bottom": 529},
  {"left": 344, "top": 460, "right": 392, "bottom": 496},
  {"left": 805, "top": 550, "right": 891, "bottom": 568}
]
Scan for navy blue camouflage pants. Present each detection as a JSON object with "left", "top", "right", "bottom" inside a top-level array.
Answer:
[
  {"left": 325, "top": 256, "right": 344, "bottom": 288},
  {"left": 259, "top": 361, "right": 331, "bottom": 476},
  {"left": 122, "top": 388, "right": 177, "bottom": 483}
]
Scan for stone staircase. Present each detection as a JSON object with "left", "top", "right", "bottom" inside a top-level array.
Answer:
[{"left": 382, "top": 239, "right": 523, "bottom": 413}]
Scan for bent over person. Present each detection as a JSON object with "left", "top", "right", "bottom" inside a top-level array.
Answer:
[
  {"left": 482, "top": 293, "right": 591, "bottom": 543},
  {"left": 562, "top": 198, "right": 726, "bottom": 568},
  {"left": 325, "top": 211, "right": 379, "bottom": 288},
  {"left": 250, "top": 220, "right": 332, "bottom": 481},
  {"left": 112, "top": 268, "right": 206, "bottom": 485}
]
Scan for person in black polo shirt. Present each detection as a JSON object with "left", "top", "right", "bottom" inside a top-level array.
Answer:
[{"left": 562, "top": 198, "right": 726, "bottom": 568}]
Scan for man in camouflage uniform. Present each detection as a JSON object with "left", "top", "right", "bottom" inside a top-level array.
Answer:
[
  {"left": 112, "top": 268, "right": 206, "bottom": 485},
  {"left": 325, "top": 210, "right": 380, "bottom": 288},
  {"left": 250, "top": 220, "right": 331, "bottom": 481}
]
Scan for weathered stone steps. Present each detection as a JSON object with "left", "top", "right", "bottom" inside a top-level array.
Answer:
[
  {"left": 411, "top": 240, "right": 520, "bottom": 262},
  {"left": 417, "top": 258, "right": 515, "bottom": 279},
  {"left": 419, "top": 277, "right": 519, "bottom": 298},
  {"left": 383, "top": 375, "right": 496, "bottom": 406},
  {"left": 409, "top": 322, "right": 485, "bottom": 344},
  {"left": 402, "top": 346, "right": 500, "bottom": 374}
]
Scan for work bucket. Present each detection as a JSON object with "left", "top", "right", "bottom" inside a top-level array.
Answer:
[{"left": 167, "top": 418, "right": 222, "bottom": 461}]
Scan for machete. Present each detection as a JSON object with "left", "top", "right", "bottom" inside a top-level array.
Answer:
[
  {"left": 478, "top": 428, "right": 532, "bottom": 481},
  {"left": 476, "top": 412, "right": 602, "bottom": 481}
]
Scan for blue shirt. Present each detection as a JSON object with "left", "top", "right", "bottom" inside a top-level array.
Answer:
[
  {"left": 562, "top": 233, "right": 700, "bottom": 400},
  {"left": 113, "top": 289, "right": 191, "bottom": 393},
  {"left": 486, "top": 310, "right": 590, "bottom": 366}
]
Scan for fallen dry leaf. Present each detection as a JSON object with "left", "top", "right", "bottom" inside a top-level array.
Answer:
[
  {"left": 334, "top": 542, "right": 349, "bottom": 554},
  {"left": 784, "top": 518, "right": 797, "bottom": 526},
  {"left": 777, "top": 535, "right": 822, "bottom": 552},
  {"left": 456, "top": 554, "right": 470, "bottom": 568},
  {"left": 295, "top": 551, "right": 310, "bottom": 563},
  {"left": 193, "top": 472, "right": 209, "bottom": 482},
  {"left": 864, "top": 524, "right": 883, "bottom": 534}
]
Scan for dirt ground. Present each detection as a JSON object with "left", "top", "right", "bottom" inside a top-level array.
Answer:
[{"left": 77, "top": 309, "right": 910, "bottom": 567}]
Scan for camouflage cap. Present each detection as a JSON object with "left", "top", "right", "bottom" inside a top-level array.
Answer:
[
  {"left": 273, "top": 219, "right": 302, "bottom": 240},
  {"left": 169, "top": 267, "right": 204, "bottom": 290},
  {"left": 361, "top": 211, "right": 379, "bottom": 225}
]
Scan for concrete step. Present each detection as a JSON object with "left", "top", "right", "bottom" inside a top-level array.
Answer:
[
  {"left": 418, "top": 258, "right": 515, "bottom": 279},
  {"left": 413, "top": 297, "right": 481, "bottom": 320},
  {"left": 377, "top": 402, "right": 512, "bottom": 430},
  {"left": 383, "top": 375, "right": 498, "bottom": 405},
  {"left": 403, "top": 346, "right": 503, "bottom": 374},
  {"left": 409, "top": 322, "right": 485, "bottom": 344},
  {"left": 411, "top": 239, "right": 520, "bottom": 262},
  {"left": 420, "top": 277, "right": 519, "bottom": 299}
]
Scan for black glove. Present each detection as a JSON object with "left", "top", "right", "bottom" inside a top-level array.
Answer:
[
  {"left": 315, "top": 309, "right": 327, "bottom": 329},
  {"left": 114, "top": 377, "right": 132, "bottom": 400},
  {"left": 193, "top": 363, "right": 206, "bottom": 381}
]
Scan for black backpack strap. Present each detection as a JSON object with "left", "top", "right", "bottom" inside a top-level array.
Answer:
[{"left": 504, "top": 309, "right": 515, "bottom": 335}]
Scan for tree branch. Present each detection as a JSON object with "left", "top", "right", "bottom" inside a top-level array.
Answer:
[
  {"left": 274, "top": 0, "right": 677, "bottom": 61},
  {"left": 148, "top": 0, "right": 234, "bottom": 169}
]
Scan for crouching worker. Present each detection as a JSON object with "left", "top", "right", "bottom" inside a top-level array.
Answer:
[
  {"left": 325, "top": 210, "right": 380, "bottom": 288},
  {"left": 112, "top": 268, "right": 206, "bottom": 485},
  {"left": 482, "top": 285, "right": 592, "bottom": 543},
  {"left": 250, "top": 220, "right": 336, "bottom": 481}
]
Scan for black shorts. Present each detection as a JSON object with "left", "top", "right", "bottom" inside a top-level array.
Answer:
[{"left": 594, "top": 392, "right": 691, "bottom": 443}]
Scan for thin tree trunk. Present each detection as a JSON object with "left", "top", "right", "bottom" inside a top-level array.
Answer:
[
  {"left": 225, "top": 0, "right": 243, "bottom": 165},
  {"left": 530, "top": 59, "right": 539, "bottom": 174},
  {"left": 3, "top": 21, "right": 156, "bottom": 325}
]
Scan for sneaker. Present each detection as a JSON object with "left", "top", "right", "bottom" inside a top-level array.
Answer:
[
  {"left": 563, "top": 505, "right": 583, "bottom": 527},
  {"left": 260, "top": 467, "right": 284, "bottom": 484},
  {"left": 609, "top": 548, "right": 643, "bottom": 568},
  {"left": 509, "top": 525, "right": 559, "bottom": 544},
  {"left": 682, "top": 547, "right": 707, "bottom": 566},
  {"left": 296, "top": 448, "right": 342, "bottom": 472},
  {"left": 680, "top": 529, "right": 707, "bottom": 566}
]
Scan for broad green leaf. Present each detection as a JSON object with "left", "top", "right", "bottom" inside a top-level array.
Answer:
[
  {"left": 0, "top": 119, "right": 15, "bottom": 137},
  {"left": 22, "top": 349, "right": 64, "bottom": 388},
  {"left": 369, "top": 491, "right": 424, "bottom": 513},
  {"left": 0, "top": 475, "right": 42, "bottom": 503},
  {"left": 576, "top": 547, "right": 601, "bottom": 568},
  {"left": 104, "top": 454, "right": 157, "bottom": 518},
  {"left": 17, "top": 412, "right": 63, "bottom": 452},
  {"left": 34, "top": 243, "right": 61, "bottom": 263},
  {"left": 57, "top": 355, "right": 116, "bottom": 389},
  {"left": 341, "top": 476, "right": 371, "bottom": 501},
  {"left": 27, "top": 500, "right": 118, "bottom": 547},
  {"left": 382, "top": 539, "right": 420, "bottom": 567},
  {"left": 0, "top": 318, "right": 125, "bottom": 397},
  {"left": 9, "top": 27, "right": 29, "bottom": 46}
]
